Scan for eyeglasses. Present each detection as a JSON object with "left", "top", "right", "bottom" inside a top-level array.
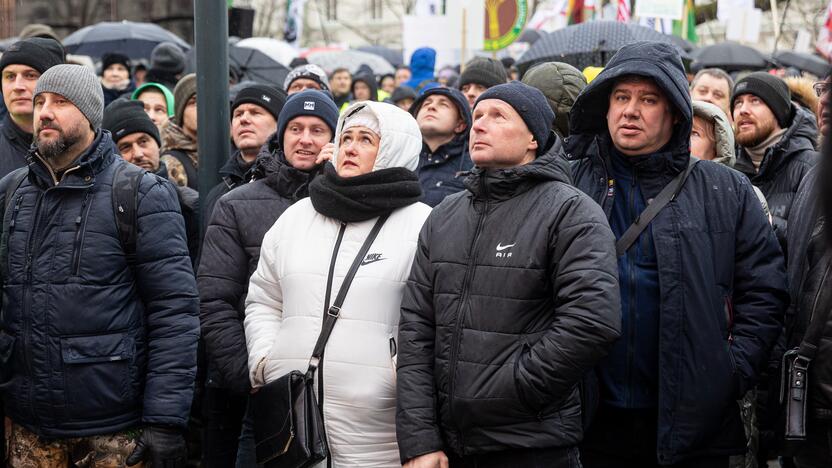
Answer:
[{"left": 813, "top": 81, "right": 830, "bottom": 97}]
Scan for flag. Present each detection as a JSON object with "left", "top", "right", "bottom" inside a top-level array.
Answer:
[
  {"left": 566, "top": 0, "right": 585, "bottom": 24},
  {"left": 817, "top": 0, "right": 832, "bottom": 59},
  {"left": 283, "top": 0, "right": 306, "bottom": 47},
  {"left": 617, "top": 0, "right": 630, "bottom": 22},
  {"left": 672, "top": 0, "right": 698, "bottom": 44}
]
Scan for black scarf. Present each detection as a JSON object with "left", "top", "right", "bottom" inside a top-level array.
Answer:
[{"left": 309, "top": 163, "right": 422, "bottom": 222}]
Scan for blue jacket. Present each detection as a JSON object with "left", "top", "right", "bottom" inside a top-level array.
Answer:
[
  {"left": 566, "top": 41, "right": 788, "bottom": 463},
  {"left": 0, "top": 130, "right": 199, "bottom": 438},
  {"left": 404, "top": 48, "right": 439, "bottom": 93},
  {"left": 417, "top": 137, "right": 472, "bottom": 208}
]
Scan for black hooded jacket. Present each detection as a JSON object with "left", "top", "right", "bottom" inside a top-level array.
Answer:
[
  {"left": 0, "top": 114, "right": 31, "bottom": 180},
  {"left": 567, "top": 41, "right": 788, "bottom": 463},
  {"left": 396, "top": 144, "right": 621, "bottom": 460},
  {"left": 198, "top": 151, "right": 319, "bottom": 394},
  {"left": 735, "top": 104, "right": 818, "bottom": 249},
  {"left": 350, "top": 72, "right": 379, "bottom": 102}
]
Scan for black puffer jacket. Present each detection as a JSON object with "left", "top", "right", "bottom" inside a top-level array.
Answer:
[
  {"left": 0, "top": 130, "right": 199, "bottom": 438},
  {"left": 198, "top": 151, "right": 318, "bottom": 394},
  {"left": 0, "top": 114, "right": 31, "bottom": 180},
  {"left": 396, "top": 143, "right": 621, "bottom": 461},
  {"left": 735, "top": 105, "right": 818, "bottom": 248},
  {"left": 201, "top": 150, "right": 261, "bottom": 234}
]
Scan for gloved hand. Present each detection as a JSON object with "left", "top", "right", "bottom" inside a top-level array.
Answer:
[{"left": 125, "top": 425, "right": 187, "bottom": 467}]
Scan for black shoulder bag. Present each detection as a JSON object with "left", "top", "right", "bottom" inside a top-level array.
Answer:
[
  {"left": 251, "top": 213, "right": 390, "bottom": 468},
  {"left": 781, "top": 248, "right": 832, "bottom": 441}
]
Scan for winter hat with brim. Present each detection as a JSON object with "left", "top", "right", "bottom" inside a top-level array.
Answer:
[
  {"left": 409, "top": 86, "right": 471, "bottom": 134},
  {"left": 276, "top": 89, "right": 339, "bottom": 150},
  {"left": 34, "top": 64, "right": 104, "bottom": 129},
  {"left": 283, "top": 64, "right": 330, "bottom": 92},
  {"left": 731, "top": 72, "right": 792, "bottom": 128},
  {"left": 474, "top": 81, "right": 555, "bottom": 156},
  {"left": 459, "top": 57, "right": 508, "bottom": 90},
  {"left": 232, "top": 84, "right": 287, "bottom": 121},
  {"left": 173, "top": 74, "right": 197, "bottom": 127},
  {"left": 0, "top": 37, "right": 65, "bottom": 75},
  {"left": 101, "top": 53, "right": 131, "bottom": 77},
  {"left": 522, "top": 61, "right": 587, "bottom": 138},
  {"left": 103, "top": 98, "right": 161, "bottom": 147},
  {"left": 692, "top": 100, "right": 735, "bottom": 167},
  {"left": 332, "top": 101, "right": 422, "bottom": 172},
  {"left": 132, "top": 82, "right": 175, "bottom": 117}
]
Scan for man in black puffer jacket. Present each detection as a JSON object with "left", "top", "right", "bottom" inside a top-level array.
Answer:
[
  {"left": 397, "top": 82, "right": 621, "bottom": 468},
  {"left": 198, "top": 89, "right": 338, "bottom": 466},
  {"left": 0, "top": 65, "right": 198, "bottom": 466},
  {"left": 567, "top": 42, "right": 787, "bottom": 467},
  {"left": 732, "top": 72, "right": 818, "bottom": 251}
]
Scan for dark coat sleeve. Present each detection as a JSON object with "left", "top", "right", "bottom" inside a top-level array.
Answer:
[
  {"left": 730, "top": 177, "right": 789, "bottom": 394},
  {"left": 134, "top": 175, "right": 200, "bottom": 428},
  {"left": 515, "top": 192, "right": 621, "bottom": 409},
  {"left": 396, "top": 215, "right": 446, "bottom": 463},
  {"left": 198, "top": 196, "right": 252, "bottom": 395}
]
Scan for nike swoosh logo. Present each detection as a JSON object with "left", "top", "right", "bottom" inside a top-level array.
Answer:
[
  {"left": 360, "top": 258, "right": 386, "bottom": 266},
  {"left": 496, "top": 243, "right": 515, "bottom": 251}
]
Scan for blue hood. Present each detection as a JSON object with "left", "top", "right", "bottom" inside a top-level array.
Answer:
[
  {"left": 404, "top": 47, "right": 437, "bottom": 89},
  {"left": 569, "top": 41, "right": 692, "bottom": 161}
]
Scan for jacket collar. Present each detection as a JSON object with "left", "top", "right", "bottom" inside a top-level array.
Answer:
[
  {"left": 735, "top": 104, "right": 817, "bottom": 179},
  {"left": 257, "top": 150, "right": 319, "bottom": 201},
  {"left": 2, "top": 114, "right": 33, "bottom": 149},
  {"left": 28, "top": 130, "right": 114, "bottom": 188}
]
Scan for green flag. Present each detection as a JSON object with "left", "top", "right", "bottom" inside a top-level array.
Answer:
[{"left": 673, "top": 0, "right": 698, "bottom": 44}]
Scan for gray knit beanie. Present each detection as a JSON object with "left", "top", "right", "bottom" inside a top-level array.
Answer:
[{"left": 34, "top": 64, "right": 104, "bottom": 129}]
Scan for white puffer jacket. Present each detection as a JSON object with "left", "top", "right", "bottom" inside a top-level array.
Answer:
[{"left": 245, "top": 102, "right": 431, "bottom": 467}]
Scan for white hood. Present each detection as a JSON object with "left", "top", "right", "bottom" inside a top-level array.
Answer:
[{"left": 332, "top": 101, "right": 422, "bottom": 172}]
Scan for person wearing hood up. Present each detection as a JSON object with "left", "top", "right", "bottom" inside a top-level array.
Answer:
[
  {"left": 245, "top": 101, "right": 430, "bottom": 467},
  {"left": 566, "top": 41, "right": 787, "bottom": 467},
  {"left": 409, "top": 86, "right": 472, "bottom": 207},
  {"left": 521, "top": 61, "right": 587, "bottom": 139},
  {"left": 403, "top": 47, "right": 439, "bottom": 94},
  {"left": 199, "top": 90, "right": 338, "bottom": 467},
  {"left": 132, "top": 82, "right": 175, "bottom": 131},
  {"left": 99, "top": 52, "right": 136, "bottom": 107},
  {"left": 351, "top": 71, "right": 379, "bottom": 103},
  {"left": 202, "top": 83, "right": 286, "bottom": 230},
  {"left": 397, "top": 82, "right": 621, "bottom": 468},
  {"left": 732, "top": 72, "right": 818, "bottom": 249}
]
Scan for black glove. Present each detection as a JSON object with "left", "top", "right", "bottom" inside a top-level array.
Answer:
[{"left": 125, "top": 425, "right": 187, "bottom": 468}]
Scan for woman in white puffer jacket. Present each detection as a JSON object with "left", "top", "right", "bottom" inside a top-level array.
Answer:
[{"left": 244, "top": 101, "right": 431, "bottom": 467}]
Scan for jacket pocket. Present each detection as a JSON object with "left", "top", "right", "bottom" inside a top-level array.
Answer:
[
  {"left": 513, "top": 343, "right": 540, "bottom": 416},
  {"left": 61, "top": 331, "right": 135, "bottom": 420}
]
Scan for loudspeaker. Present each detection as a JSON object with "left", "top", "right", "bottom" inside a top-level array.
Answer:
[{"left": 229, "top": 7, "right": 255, "bottom": 39}]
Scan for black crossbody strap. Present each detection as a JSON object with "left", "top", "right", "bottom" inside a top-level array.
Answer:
[
  {"left": 307, "top": 213, "right": 390, "bottom": 375},
  {"left": 615, "top": 157, "right": 697, "bottom": 257}
]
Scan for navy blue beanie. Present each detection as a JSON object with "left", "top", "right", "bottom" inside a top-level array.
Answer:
[
  {"left": 409, "top": 86, "right": 472, "bottom": 134},
  {"left": 276, "top": 89, "right": 339, "bottom": 149},
  {"left": 474, "top": 81, "right": 554, "bottom": 155}
]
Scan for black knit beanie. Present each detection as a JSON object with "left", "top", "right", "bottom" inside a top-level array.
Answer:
[
  {"left": 731, "top": 72, "right": 792, "bottom": 128},
  {"left": 232, "top": 84, "right": 287, "bottom": 121},
  {"left": 459, "top": 57, "right": 508, "bottom": 90},
  {"left": 276, "top": 89, "right": 339, "bottom": 149},
  {"left": 474, "top": 81, "right": 554, "bottom": 156},
  {"left": 103, "top": 98, "right": 161, "bottom": 147},
  {"left": 0, "top": 37, "right": 64, "bottom": 75},
  {"left": 101, "top": 53, "right": 131, "bottom": 77}
]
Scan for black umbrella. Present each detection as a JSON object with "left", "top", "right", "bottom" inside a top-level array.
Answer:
[
  {"left": 518, "top": 28, "right": 543, "bottom": 45},
  {"left": 62, "top": 21, "right": 190, "bottom": 60},
  {"left": 771, "top": 51, "right": 830, "bottom": 78},
  {"left": 516, "top": 21, "right": 689, "bottom": 73},
  {"left": 356, "top": 46, "right": 403, "bottom": 68},
  {"left": 185, "top": 45, "right": 290, "bottom": 87},
  {"left": 691, "top": 42, "right": 770, "bottom": 73}
]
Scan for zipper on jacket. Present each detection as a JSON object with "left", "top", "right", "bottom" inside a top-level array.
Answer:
[
  {"left": 625, "top": 170, "right": 637, "bottom": 407},
  {"left": 71, "top": 191, "right": 93, "bottom": 275},
  {"left": 319, "top": 221, "right": 346, "bottom": 468},
  {"left": 21, "top": 191, "right": 45, "bottom": 427},
  {"left": 448, "top": 177, "right": 489, "bottom": 451},
  {"left": 8, "top": 195, "right": 22, "bottom": 233}
]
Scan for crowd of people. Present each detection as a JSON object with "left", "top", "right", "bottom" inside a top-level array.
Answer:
[{"left": 0, "top": 23, "right": 830, "bottom": 468}]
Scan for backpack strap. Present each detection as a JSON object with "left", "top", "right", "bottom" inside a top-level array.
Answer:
[{"left": 111, "top": 163, "right": 146, "bottom": 269}]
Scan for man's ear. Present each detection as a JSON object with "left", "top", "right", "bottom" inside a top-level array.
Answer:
[
  {"left": 453, "top": 119, "right": 467, "bottom": 134},
  {"left": 528, "top": 135, "right": 539, "bottom": 152}
]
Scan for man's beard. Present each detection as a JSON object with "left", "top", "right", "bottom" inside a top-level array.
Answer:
[
  {"left": 36, "top": 121, "right": 83, "bottom": 161},
  {"left": 735, "top": 116, "right": 777, "bottom": 147}
]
